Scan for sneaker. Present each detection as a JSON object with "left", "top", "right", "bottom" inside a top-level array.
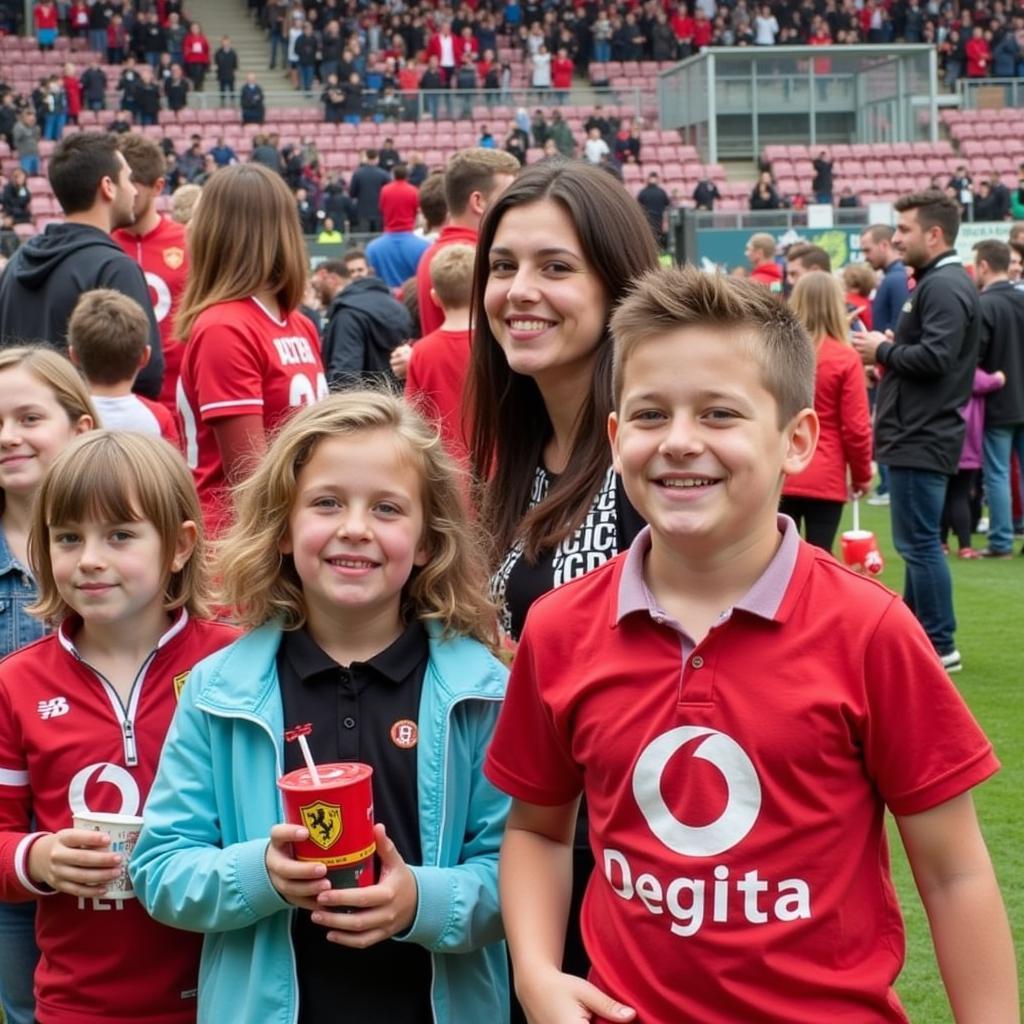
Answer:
[
  {"left": 976, "top": 516, "right": 989, "bottom": 534},
  {"left": 940, "top": 649, "right": 962, "bottom": 673},
  {"left": 958, "top": 547, "right": 982, "bottom": 559},
  {"left": 979, "top": 547, "right": 1013, "bottom": 559},
  {"left": 866, "top": 493, "right": 890, "bottom": 507}
]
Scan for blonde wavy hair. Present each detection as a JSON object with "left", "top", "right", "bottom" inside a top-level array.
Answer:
[
  {"left": 28, "top": 431, "right": 210, "bottom": 625},
  {"left": 217, "top": 391, "right": 498, "bottom": 650},
  {"left": 788, "top": 271, "right": 850, "bottom": 345}
]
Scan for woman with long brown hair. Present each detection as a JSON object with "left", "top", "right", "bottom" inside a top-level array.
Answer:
[
  {"left": 176, "top": 163, "right": 327, "bottom": 536},
  {"left": 467, "top": 159, "right": 660, "bottom": 988}
]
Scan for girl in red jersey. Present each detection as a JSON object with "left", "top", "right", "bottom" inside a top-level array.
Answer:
[
  {"left": 0, "top": 431, "right": 237, "bottom": 1024},
  {"left": 175, "top": 163, "right": 327, "bottom": 536},
  {"left": 0, "top": 348, "right": 97, "bottom": 1024},
  {"left": 782, "top": 272, "right": 874, "bottom": 551}
]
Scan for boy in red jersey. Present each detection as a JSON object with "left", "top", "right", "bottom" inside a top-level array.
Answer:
[
  {"left": 485, "top": 267, "right": 1017, "bottom": 1023},
  {"left": 68, "top": 289, "right": 181, "bottom": 449},
  {"left": 113, "top": 133, "right": 190, "bottom": 412},
  {"left": 0, "top": 431, "right": 237, "bottom": 1024},
  {"left": 402, "top": 243, "right": 474, "bottom": 466}
]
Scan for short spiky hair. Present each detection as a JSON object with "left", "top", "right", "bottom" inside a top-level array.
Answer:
[
  {"left": 893, "top": 188, "right": 961, "bottom": 245},
  {"left": 610, "top": 266, "right": 815, "bottom": 425}
]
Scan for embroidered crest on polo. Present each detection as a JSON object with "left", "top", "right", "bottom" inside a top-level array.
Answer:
[
  {"left": 632, "top": 726, "right": 761, "bottom": 857},
  {"left": 390, "top": 719, "right": 418, "bottom": 749}
]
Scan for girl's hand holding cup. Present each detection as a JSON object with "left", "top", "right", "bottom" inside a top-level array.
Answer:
[
  {"left": 310, "top": 823, "right": 418, "bottom": 948},
  {"left": 27, "top": 828, "right": 124, "bottom": 898},
  {"left": 265, "top": 823, "right": 331, "bottom": 911}
]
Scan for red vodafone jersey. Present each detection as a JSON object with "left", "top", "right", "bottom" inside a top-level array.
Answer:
[
  {"left": 178, "top": 297, "right": 327, "bottom": 536},
  {"left": 404, "top": 326, "right": 471, "bottom": 466},
  {"left": 485, "top": 537, "right": 999, "bottom": 1023},
  {"left": 0, "top": 613, "right": 238, "bottom": 1024},
  {"left": 113, "top": 216, "right": 190, "bottom": 411}
]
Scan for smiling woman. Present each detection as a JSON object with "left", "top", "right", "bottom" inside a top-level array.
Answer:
[{"left": 466, "top": 160, "right": 660, "bottom": 994}]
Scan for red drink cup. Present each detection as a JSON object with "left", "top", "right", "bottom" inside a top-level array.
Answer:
[
  {"left": 840, "top": 529, "right": 884, "bottom": 575},
  {"left": 278, "top": 762, "right": 376, "bottom": 889}
]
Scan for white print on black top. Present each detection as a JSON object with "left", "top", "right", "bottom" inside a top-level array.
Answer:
[{"left": 492, "top": 466, "right": 621, "bottom": 639}]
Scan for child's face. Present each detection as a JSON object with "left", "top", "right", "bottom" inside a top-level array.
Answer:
[
  {"left": 0, "top": 367, "right": 90, "bottom": 497},
  {"left": 609, "top": 328, "right": 816, "bottom": 556},
  {"left": 49, "top": 511, "right": 195, "bottom": 633},
  {"left": 280, "top": 432, "right": 428, "bottom": 635}
]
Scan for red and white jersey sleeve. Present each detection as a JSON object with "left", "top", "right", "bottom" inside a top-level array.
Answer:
[
  {"left": 178, "top": 297, "right": 327, "bottom": 535},
  {"left": 0, "top": 615, "right": 237, "bottom": 1024}
]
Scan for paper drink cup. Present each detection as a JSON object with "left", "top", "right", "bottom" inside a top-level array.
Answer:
[
  {"left": 72, "top": 811, "right": 144, "bottom": 898},
  {"left": 278, "top": 762, "right": 376, "bottom": 889},
  {"left": 840, "top": 529, "right": 884, "bottom": 575}
]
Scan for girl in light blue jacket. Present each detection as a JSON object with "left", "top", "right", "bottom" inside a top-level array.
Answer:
[{"left": 132, "top": 392, "right": 510, "bottom": 1024}]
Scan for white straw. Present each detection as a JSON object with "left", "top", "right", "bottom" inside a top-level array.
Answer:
[
  {"left": 852, "top": 495, "right": 860, "bottom": 533},
  {"left": 297, "top": 734, "right": 321, "bottom": 785}
]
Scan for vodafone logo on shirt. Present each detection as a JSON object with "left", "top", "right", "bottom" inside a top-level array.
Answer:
[{"left": 604, "top": 726, "right": 812, "bottom": 937}]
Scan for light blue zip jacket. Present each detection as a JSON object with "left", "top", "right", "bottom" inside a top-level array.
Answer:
[{"left": 131, "top": 622, "right": 510, "bottom": 1024}]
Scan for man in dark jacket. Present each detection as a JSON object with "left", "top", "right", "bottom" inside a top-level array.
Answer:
[
  {"left": 0, "top": 131, "right": 163, "bottom": 398},
  {"left": 349, "top": 149, "right": 391, "bottom": 232},
  {"left": 852, "top": 189, "right": 979, "bottom": 670},
  {"left": 636, "top": 172, "right": 670, "bottom": 246},
  {"left": 973, "top": 239, "right": 1024, "bottom": 556},
  {"left": 80, "top": 60, "right": 108, "bottom": 111},
  {"left": 240, "top": 72, "right": 265, "bottom": 125},
  {"left": 811, "top": 150, "right": 833, "bottom": 204},
  {"left": 214, "top": 36, "right": 238, "bottom": 104},
  {"left": 312, "top": 258, "right": 412, "bottom": 388}
]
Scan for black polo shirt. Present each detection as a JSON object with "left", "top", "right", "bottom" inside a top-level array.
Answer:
[{"left": 278, "top": 622, "right": 433, "bottom": 1024}]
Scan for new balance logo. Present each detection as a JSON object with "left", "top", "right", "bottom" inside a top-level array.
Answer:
[{"left": 37, "top": 697, "right": 70, "bottom": 719}]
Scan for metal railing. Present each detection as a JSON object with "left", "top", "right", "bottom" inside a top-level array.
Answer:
[{"left": 956, "top": 78, "right": 1024, "bottom": 110}]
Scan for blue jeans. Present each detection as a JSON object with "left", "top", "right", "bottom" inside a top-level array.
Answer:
[
  {"left": 18, "top": 155, "right": 39, "bottom": 175},
  {"left": 0, "top": 901, "right": 38, "bottom": 1024},
  {"left": 298, "top": 63, "right": 315, "bottom": 91},
  {"left": 888, "top": 466, "right": 957, "bottom": 654},
  {"left": 594, "top": 39, "right": 611, "bottom": 63},
  {"left": 43, "top": 112, "right": 66, "bottom": 141},
  {"left": 982, "top": 423, "right": 1024, "bottom": 553}
]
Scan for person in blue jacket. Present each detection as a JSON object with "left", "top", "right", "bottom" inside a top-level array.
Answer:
[{"left": 132, "top": 391, "right": 510, "bottom": 1024}]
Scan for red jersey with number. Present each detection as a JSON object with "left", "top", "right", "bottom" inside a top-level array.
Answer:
[
  {"left": 0, "top": 613, "right": 238, "bottom": 1024},
  {"left": 178, "top": 296, "right": 327, "bottom": 536},
  {"left": 113, "top": 217, "right": 190, "bottom": 412},
  {"left": 485, "top": 537, "right": 998, "bottom": 1023}
]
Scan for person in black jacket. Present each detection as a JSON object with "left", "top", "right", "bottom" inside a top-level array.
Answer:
[
  {"left": 214, "top": 36, "right": 238, "bottom": 104},
  {"left": 348, "top": 149, "right": 390, "bottom": 232},
  {"left": 973, "top": 239, "right": 1024, "bottom": 556},
  {"left": 134, "top": 65, "right": 161, "bottom": 125},
  {"left": 240, "top": 72, "right": 265, "bottom": 124},
  {"left": 1, "top": 168, "right": 31, "bottom": 224},
  {"left": 0, "top": 131, "right": 163, "bottom": 398},
  {"left": 312, "top": 258, "right": 413, "bottom": 388},
  {"left": 80, "top": 60, "right": 108, "bottom": 112},
  {"left": 811, "top": 150, "right": 833, "bottom": 204},
  {"left": 852, "top": 189, "right": 979, "bottom": 670}
]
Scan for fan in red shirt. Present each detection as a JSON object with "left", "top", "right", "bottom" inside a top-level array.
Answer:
[
  {"left": 965, "top": 26, "right": 991, "bottom": 77},
  {"left": 0, "top": 430, "right": 238, "bottom": 1024},
  {"left": 415, "top": 149, "right": 519, "bottom": 335},
  {"left": 551, "top": 48, "right": 574, "bottom": 97},
  {"left": 112, "top": 134, "right": 189, "bottom": 412},
  {"left": 61, "top": 62, "right": 83, "bottom": 124},
  {"left": 745, "top": 231, "right": 784, "bottom": 293},
  {"left": 182, "top": 22, "right": 211, "bottom": 91},
  {"left": 175, "top": 164, "right": 327, "bottom": 537},
  {"left": 781, "top": 273, "right": 873, "bottom": 551},
  {"left": 404, "top": 243, "right": 475, "bottom": 467}
]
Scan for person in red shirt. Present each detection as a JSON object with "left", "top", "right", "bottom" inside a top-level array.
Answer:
[
  {"left": 113, "top": 134, "right": 189, "bottom": 413},
  {"left": 842, "top": 260, "right": 875, "bottom": 331},
  {"left": 415, "top": 148, "right": 519, "bottom": 335},
  {"left": 61, "top": 62, "right": 82, "bottom": 125},
  {"left": 0, "top": 430, "right": 237, "bottom": 1024},
  {"left": 403, "top": 243, "right": 475, "bottom": 467},
  {"left": 782, "top": 272, "right": 873, "bottom": 550},
  {"left": 745, "top": 231, "right": 783, "bottom": 293},
  {"left": 551, "top": 47, "right": 574, "bottom": 103},
  {"left": 175, "top": 164, "right": 327, "bottom": 536},
  {"left": 33, "top": 1, "right": 58, "bottom": 51},
  {"left": 366, "top": 164, "right": 431, "bottom": 287},
  {"left": 965, "top": 25, "right": 991, "bottom": 77},
  {"left": 485, "top": 266, "right": 1016, "bottom": 1024},
  {"left": 692, "top": 8, "right": 713, "bottom": 48},
  {"left": 182, "top": 22, "right": 211, "bottom": 91}
]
